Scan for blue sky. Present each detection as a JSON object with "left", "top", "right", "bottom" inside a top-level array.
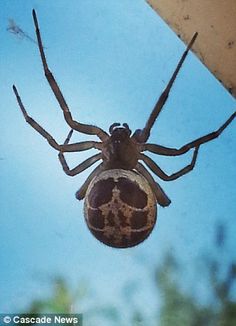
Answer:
[{"left": 0, "top": 0, "right": 235, "bottom": 322}]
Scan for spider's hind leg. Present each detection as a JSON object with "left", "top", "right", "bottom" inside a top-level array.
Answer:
[
  {"left": 75, "top": 163, "right": 104, "bottom": 200},
  {"left": 136, "top": 163, "right": 171, "bottom": 207}
]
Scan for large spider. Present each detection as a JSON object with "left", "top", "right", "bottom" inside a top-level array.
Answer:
[{"left": 13, "top": 10, "right": 235, "bottom": 248}]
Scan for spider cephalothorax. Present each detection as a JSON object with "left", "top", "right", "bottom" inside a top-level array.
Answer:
[
  {"left": 102, "top": 123, "right": 139, "bottom": 170},
  {"left": 13, "top": 10, "right": 235, "bottom": 248}
]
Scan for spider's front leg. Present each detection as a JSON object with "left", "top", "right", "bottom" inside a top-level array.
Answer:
[
  {"left": 32, "top": 9, "right": 108, "bottom": 141},
  {"left": 133, "top": 33, "right": 198, "bottom": 143}
]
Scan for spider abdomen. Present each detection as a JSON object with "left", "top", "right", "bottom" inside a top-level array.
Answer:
[{"left": 84, "top": 169, "right": 157, "bottom": 248}]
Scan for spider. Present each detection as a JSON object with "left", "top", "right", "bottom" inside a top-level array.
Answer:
[{"left": 13, "top": 10, "right": 235, "bottom": 248}]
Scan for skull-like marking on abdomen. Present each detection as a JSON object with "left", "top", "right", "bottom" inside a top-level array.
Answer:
[{"left": 84, "top": 169, "right": 157, "bottom": 248}]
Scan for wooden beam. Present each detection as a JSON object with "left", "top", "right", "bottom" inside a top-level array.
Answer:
[{"left": 146, "top": 0, "right": 236, "bottom": 98}]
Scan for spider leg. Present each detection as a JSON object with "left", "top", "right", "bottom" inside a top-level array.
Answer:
[
  {"left": 136, "top": 163, "right": 171, "bottom": 207},
  {"left": 141, "top": 143, "right": 189, "bottom": 156},
  {"left": 63, "top": 129, "right": 73, "bottom": 144},
  {"left": 60, "top": 130, "right": 103, "bottom": 198},
  {"left": 32, "top": 10, "right": 108, "bottom": 141},
  {"left": 13, "top": 85, "right": 103, "bottom": 152},
  {"left": 139, "top": 146, "right": 199, "bottom": 181},
  {"left": 133, "top": 33, "right": 198, "bottom": 143},
  {"left": 58, "top": 152, "right": 102, "bottom": 177},
  {"left": 142, "top": 111, "right": 235, "bottom": 155},
  {"left": 75, "top": 163, "right": 105, "bottom": 200}
]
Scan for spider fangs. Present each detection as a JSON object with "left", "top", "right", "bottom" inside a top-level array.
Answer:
[{"left": 13, "top": 10, "right": 236, "bottom": 248}]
